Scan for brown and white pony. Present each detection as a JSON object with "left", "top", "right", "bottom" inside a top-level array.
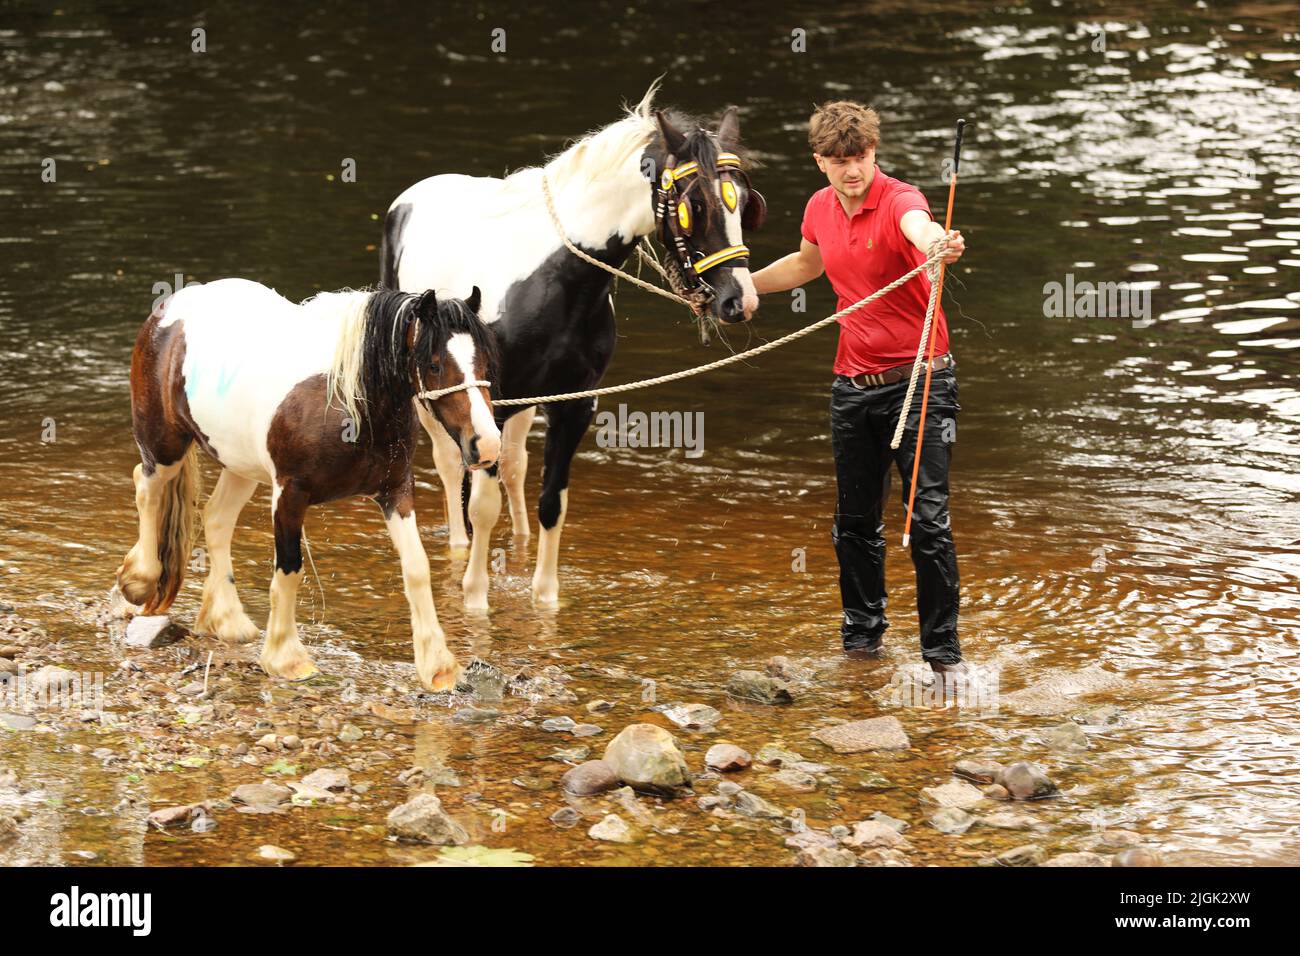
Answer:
[{"left": 116, "top": 279, "right": 499, "bottom": 691}]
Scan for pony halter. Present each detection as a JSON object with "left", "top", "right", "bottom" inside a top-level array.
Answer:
[
  {"left": 418, "top": 380, "right": 492, "bottom": 401},
  {"left": 654, "top": 151, "right": 766, "bottom": 309}
]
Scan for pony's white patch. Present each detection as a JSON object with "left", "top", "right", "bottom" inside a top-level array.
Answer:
[
  {"left": 446, "top": 332, "right": 501, "bottom": 463},
  {"left": 390, "top": 87, "right": 662, "bottom": 324},
  {"left": 165, "top": 280, "right": 368, "bottom": 484}
]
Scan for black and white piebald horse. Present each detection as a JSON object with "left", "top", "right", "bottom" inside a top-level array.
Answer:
[
  {"left": 116, "top": 279, "right": 499, "bottom": 690},
  {"left": 381, "top": 85, "right": 766, "bottom": 609}
]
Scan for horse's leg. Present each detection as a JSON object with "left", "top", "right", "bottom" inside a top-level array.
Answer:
[
  {"left": 500, "top": 407, "right": 535, "bottom": 539},
  {"left": 462, "top": 467, "right": 502, "bottom": 611},
  {"left": 194, "top": 469, "right": 260, "bottom": 643},
  {"left": 416, "top": 401, "right": 469, "bottom": 552},
  {"left": 532, "top": 399, "right": 594, "bottom": 607},
  {"left": 118, "top": 459, "right": 183, "bottom": 606},
  {"left": 379, "top": 486, "right": 459, "bottom": 691},
  {"left": 259, "top": 480, "right": 318, "bottom": 681}
]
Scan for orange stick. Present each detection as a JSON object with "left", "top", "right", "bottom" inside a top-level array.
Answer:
[{"left": 902, "top": 119, "right": 964, "bottom": 548}]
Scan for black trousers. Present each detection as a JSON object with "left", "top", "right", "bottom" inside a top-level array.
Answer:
[{"left": 830, "top": 369, "right": 962, "bottom": 664}]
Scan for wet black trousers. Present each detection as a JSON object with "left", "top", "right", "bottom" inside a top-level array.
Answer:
[{"left": 830, "top": 369, "right": 962, "bottom": 664}]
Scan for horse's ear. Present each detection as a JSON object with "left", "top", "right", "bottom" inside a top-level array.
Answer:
[
  {"left": 656, "top": 110, "right": 687, "bottom": 156},
  {"left": 717, "top": 105, "right": 740, "bottom": 150},
  {"left": 415, "top": 289, "right": 438, "bottom": 320},
  {"left": 466, "top": 286, "right": 482, "bottom": 317}
]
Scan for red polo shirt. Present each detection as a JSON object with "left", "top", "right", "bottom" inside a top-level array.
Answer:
[{"left": 800, "top": 166, "right": 948, "bottom": 376}]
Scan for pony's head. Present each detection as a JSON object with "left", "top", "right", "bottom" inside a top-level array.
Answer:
[
  {"left": 407, "top": 287, "right": 501, "bottom": 470},
  {"left": 647, "top": 105, "right": 764, "bottom": 325},
  {"left": 327, "top": 288, "right": 500, "bottom": 469}
]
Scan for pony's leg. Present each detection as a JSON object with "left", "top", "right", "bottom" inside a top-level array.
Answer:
[
  {"left": 500, "top": 407, "right": 535, "bottom": 539},
  {"left": 462, "top": 467, "right": 502, "bottom": 611},
  {"left": 379, "top": 488, "right": 459, "bottom": 691},
  {"left": 416, "top": 402, "right": 469, "bottom": 552},
  {"left": 259, "top": 481, "right": 318, "bottom": 681},
  {"left": 117, "top": 458, "right": 185, "bottom": 607},
  {"left": 532, "top": 399, "right": 595, "bottom": 607},
  {"left": 195, "top": 469, "right": 260, "bottom": 643}
]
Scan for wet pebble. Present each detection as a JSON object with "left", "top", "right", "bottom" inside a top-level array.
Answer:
[
  {"left": 542, "top": 716, "right": 577, "bottom": 733},
  {"left": 661, "top": 702, "right": 721, "bottom": 731},
  {"left": 548, "top": 745, "right": 591, "bottom": 765},
  {"left": 725, "top": 670, "right": 794, "bottom": 705},
  {"left": 770, "top": 768, "right": 817, "bottom": 793},
  {"left": 588, "top": 813, "right": 638, "bottom": 844},
  {"left": 231, "top": 783, "right": 292, "bottom": 809},
  {"left": 549, "top": 807, "right": 582, "bottom": 828},
  {"left": 921, "top": 780, "right": 985, "bottom": 810},
  {"left": 954, "top": 758, "right": 1004, "bottom": 785},
  {"left": 930, "top": 807, "right": 975, "bottom": 835},
  {"left": 796, "top": 845, "right": 857, "bottom": 867},
  {"left": 811, "top": 716, "right": 910, "bottom": 754},
  {"left": 705, "top": 743, "right": 751, "bottom": 772},
  {"left": 995, "top": 844, "right": 1047, "bottom": 867},
  {"left": 386, "top": 793, "right": 469, "bottom": 845},
  {"left": 844, "top": 820, "right": 909, "bottom": 849},
  {"left": 561, "top": 760, "right": 620, "bottom": 796},
  {"left": 1040, "top": 721, "right": 1089, "bottom": 751},
  {"left": 300, "top": 768, "right": 350, "bottom": 792},
  {"left": 996, "top": 762, "right": 1058, "bottom": 801},
  {"left": 254, "top": 844, "right": 296, "bottom": 864},
  {"left": 603, "top": 723, "right": 690, "bottom": 793}
]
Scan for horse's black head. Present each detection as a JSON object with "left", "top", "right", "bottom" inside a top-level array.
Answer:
[
  {"left": 407, "top": 287, "right": 502, "bottom": 470},
  {"left": 648, "top": 106, "right": 765, "bottom": 324}
]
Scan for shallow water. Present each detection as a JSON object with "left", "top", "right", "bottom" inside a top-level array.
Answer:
[{"left": 1, "top": 1, "right": 1298, "bottom": 866}]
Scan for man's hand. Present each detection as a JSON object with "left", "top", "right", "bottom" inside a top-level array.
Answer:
[{"left": 929, "top": 229, "right": 965, "bottom": 265}]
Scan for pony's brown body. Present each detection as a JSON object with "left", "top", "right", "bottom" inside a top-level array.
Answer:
[{"left": 117, "top": 281, "right": 498, "bottom": 691}]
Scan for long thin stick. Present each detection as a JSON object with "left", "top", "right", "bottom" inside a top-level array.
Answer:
[{"left": 902, "top": 119, "right": 965, "bottom": 548}]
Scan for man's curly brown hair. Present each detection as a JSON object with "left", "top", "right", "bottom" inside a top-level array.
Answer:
[{"left": 808, "top": 101, "right": 881, "bottom": 157}]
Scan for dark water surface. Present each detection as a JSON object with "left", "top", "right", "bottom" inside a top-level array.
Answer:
[{"left": 1, "top": 1, "right": 1297, "bottom": 866}]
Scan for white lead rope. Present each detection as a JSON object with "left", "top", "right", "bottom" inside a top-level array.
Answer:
[{"left": 417, "top": 379, "right": 493, "bottom": 401}]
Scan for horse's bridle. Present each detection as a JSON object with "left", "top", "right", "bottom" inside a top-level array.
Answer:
[{"left": 654, "top": 151, "right": 767, "bottom": 313}]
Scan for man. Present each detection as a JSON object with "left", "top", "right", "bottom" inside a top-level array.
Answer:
[{"left": 752, "top": 100, "right": 969, "bottom": 684}]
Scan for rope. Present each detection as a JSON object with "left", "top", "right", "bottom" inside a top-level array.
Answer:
[
  {"left": 494, "top": 235, "right": 950, "bottom": 407},
  {"left": 418, "top": 379, "right": 492, "bottom": 401},
  {"left": 889, "top": 254, "right": 945, "bottom": 450}
]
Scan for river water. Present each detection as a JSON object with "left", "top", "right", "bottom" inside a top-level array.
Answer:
[{"left": 1, "top": 1, "right": 1297, "bottom": 866}]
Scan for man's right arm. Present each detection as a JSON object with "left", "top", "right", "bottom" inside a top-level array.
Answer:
[{"left": 752, "top": 238, "right": 824, "bottom": 295}]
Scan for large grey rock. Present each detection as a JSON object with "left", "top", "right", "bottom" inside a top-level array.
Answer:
[
  {"left": 124, "top": 615, "right": 189, "bottom": 649},
  {"left": 386, "top": 793, "right": 469, "bottom": 845},
  {"left": 811, "top": 716, "right": 910, "bottom": 753},
  {"left": 996, "top": 762, "right": 1059, "bottom": 801},
  {"left": 603, "top": 724, "right": 690, "bottom": 793},
  {"left": 231, "top": 783, "right": 291, "bottom": 808},
  {"left": 561, "top": 760, "right": 620, "bottom": 796}
]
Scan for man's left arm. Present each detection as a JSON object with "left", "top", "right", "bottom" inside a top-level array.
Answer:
[{"left": 899, "top": 209, "right": 965, "bottom": 264}]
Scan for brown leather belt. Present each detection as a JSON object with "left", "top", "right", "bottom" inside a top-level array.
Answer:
[{"left": 846, "top": 353, "right": 955, "bottom": 389}]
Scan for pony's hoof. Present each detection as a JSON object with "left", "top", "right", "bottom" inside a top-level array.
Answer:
[
  {"left": 260, "top": 653, "right": 319, "bottom": 683},
  {"left": 116, "top": 566, "right": 159, "bottom": 608},
  {"left": 530, "top": 589, "right": 559, "bottom": 609},
  {"left": 419, "top": 651, "right": 460, "bottom": 692},
  {"left": 196, "top": 608, "right": 261, "bottom": 644}
]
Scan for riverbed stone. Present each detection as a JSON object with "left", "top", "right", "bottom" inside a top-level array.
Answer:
[
  {"left": 603, "top": 723, "right": 690, "bottom": 793},
  {"left": 549, "top": 807, "right": 582, "bottom": 828},
  {"left": 386, "top": 793, "right": 469, "bottom": 845},
  {"left": 796, "top": 845, "right": 858, "bottom": 867},
  {"left": 996, "top": 762, "right": 1058, "bottom": 801},
  {"left": 930, "top": 807, "right": 975, "bottom": 835},
  {"left": 561, "top": 760, "right": 620, "bottom": 796},
  {"left": 844, "top": 820, "right": 908, "bottom": 849},
  {"left": 1040, "top": 721, "right": 1090, "bottom": 751},
  {"left": 755, "top": 744, "right": 803, "bottom": 767},
  {"left": 147, "top": 805, "right": 195, "bottom": 829},
  {"left": 254, "top": 844, "right": 296, "bottom": 864},
  {"left": 732, "top": 790, "right": 785, "bottom": 820},
  {"left": 231, "top": 783, "right": 291, "bottom": 809},
  {"left": 662, "top": 702, "right": 721, "bottom": 731},
  {"left": 300, "top": 768, "right": 350, "bottom": 792},
  {"left": 541, "top": 716, "right": 577, "bottom": 733},
  {"left": 705, "top": 743, "right": 751, "bottom": 772},
  {"left": 0, "top": 713, "right": 36, "bottom": 731},
  {"left": 811, "top": 716, "right": 910, "bottom": 754},
  {"left": 921, "top": 779, "right": 985, "bottom": 809},
  {"left": 770, "top": 768, "right": 818, "bottom": 793},
  {"left": 996, "top": 844, "right": 1047, "bottom": 867},
  {"left": 725, "top": 670, "right": 794, "bottom": 705},
  {"left": 124, "top": 615, "right": 190, "bottom": 649},
  {"left": 588, "top": 813, "right": 638, "bottom": 844},
  {"left": 1044, "top": 851, "right": 1109, "bottom": 867},
  {"left": 954, "top": 758, "right": 1004, "bottom": 784},
  {"left": 1113, "top": 848, "right": 1163, "bottom": 867}
]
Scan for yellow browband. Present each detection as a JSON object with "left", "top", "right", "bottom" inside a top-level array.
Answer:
[{"left": 667, "top": 151, "right": 745, "bottom": 184}]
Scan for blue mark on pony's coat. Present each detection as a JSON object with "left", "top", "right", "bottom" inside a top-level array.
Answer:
[{"left": 183, "top": 358, "right": 239, "bottom": 402}]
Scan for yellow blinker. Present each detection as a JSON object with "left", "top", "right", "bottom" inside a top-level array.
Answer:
[
  {"left": 677, "top": 201, "right": 691, "bottom": 231},
  {"left": 721, "top": 180, "right": 738, "bottom": 212}
]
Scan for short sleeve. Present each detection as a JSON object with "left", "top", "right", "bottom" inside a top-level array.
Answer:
[
  {"left": 888, "top": 187, "right": 933, "bottom": 251},
  {"left": 800, "top": 192, "right": 820, "bottom": 245}
]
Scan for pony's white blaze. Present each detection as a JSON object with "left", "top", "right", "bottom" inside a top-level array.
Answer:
[
  {"left": 163, "top": 279, "right": 364, "bottom": 483},
  {"left": 446, "top": 332, "right": 501, "bottom": 465},
  {"left": 714, "top": 180, "right": 759, "bottom": 318}
]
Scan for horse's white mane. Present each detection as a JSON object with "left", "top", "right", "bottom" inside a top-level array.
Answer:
[{"left": 498, "top": 80, "right": 661, "bottom": 202}]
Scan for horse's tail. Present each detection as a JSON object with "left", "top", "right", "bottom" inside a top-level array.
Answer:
[
  {"left": 144, "top": 444, "right": 201, "bottom": 614},
  {"left": 378, "top": 202, "right": 413, "bottom": 290}
]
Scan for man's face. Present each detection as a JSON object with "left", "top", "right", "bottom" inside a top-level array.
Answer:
[{"left": 815, "top": 148, "right": 877, "bottom": 199}]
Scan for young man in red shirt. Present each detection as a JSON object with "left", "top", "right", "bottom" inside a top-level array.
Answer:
[{"left": 752, "top": 101, "right": 968, "bottom": 683}]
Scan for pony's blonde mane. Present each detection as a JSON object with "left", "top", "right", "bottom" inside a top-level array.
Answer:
[
  {"left": 497, "top": 80, "right": 661, "bottom": 203},
  {"left": 302, "top": 288, "right": 374, "bottom": 430}
]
